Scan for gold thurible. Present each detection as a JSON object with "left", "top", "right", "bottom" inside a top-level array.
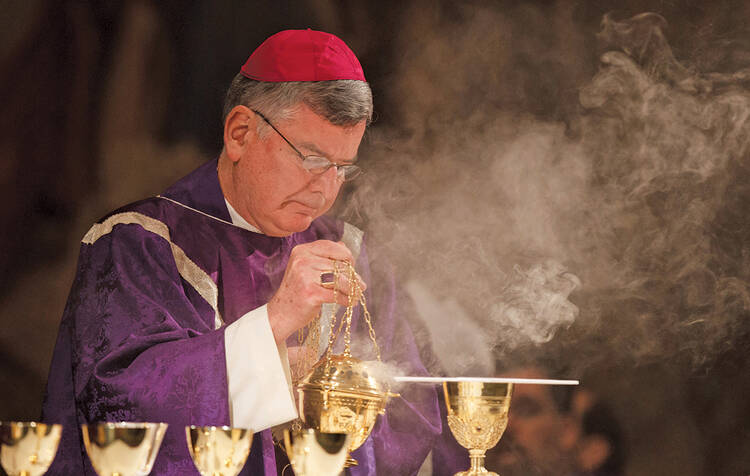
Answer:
[{"left": 296, "top": 259, "right": 396, "bottom": 467}]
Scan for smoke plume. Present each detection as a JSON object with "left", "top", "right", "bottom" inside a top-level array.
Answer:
[{"left": 341, "top": 6, "right": 750, "bottom": 375}]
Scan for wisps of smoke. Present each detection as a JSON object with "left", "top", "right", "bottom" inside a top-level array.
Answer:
[
  {"left": 491, "top": 262, "right": 580, "bottom": 347},
  {"left": 342, "top": 6, "right": 750, "bottom": 374},
  {"left": 406, "top": 280, "right": 495, "bottom": 376},
  {"left": 575, "top": 12, "right": 750, "bottom": 369}
]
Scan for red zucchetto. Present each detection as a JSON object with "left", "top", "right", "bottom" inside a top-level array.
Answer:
[{"left": 240, "top": 29, "right": 366, "bottom": 82}]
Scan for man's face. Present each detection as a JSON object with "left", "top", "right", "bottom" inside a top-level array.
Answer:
[
  {"left": 490, "top": 368, "right": 575, "bottom": 475},
  {"left": 229, "top": 104, "right": 366, "bottom": 236}
]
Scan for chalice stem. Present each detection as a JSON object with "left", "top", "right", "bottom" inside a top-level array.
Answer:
[
  {"left": 461, "top": 449, "right": 497, "bottom": 476},
  {"left": 470, "top": 449, "right": 486, "bottom": 472}
]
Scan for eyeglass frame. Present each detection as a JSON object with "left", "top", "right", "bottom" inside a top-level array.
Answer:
[{"left": 251, "top": 109, "right": 363, "bottom": 182}]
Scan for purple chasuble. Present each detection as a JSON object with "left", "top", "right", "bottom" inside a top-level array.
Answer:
[{"left": 42, "top": 159, "right": 442, "bottom": 475}]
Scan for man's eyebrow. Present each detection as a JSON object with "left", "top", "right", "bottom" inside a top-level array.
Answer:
[
  {"left": 298, "top": 141, "right": 327, "bottom": 156},
  {"left": 299, "top": 141, "right": 358, "bottom": 164}
]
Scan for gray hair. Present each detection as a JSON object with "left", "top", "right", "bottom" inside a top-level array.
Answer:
[{"left": 222, "top": 74, "right": 373, "bottom": 131}]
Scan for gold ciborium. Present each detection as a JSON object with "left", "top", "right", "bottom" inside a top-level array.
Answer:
[
  {"left": 81, "top": 422, "right": 167, "bottom": 476},
  {"left": 444, "top": 381, "right": 513, "bottom": 476},
  {"left": 297, "top": 354, "right": 395, "bottom": 467},
  {"left": 282, "top": 428, "right": 350, "bottom": 476},
  {"left": 0, "top": 421, "right": 62, "bottom": 476},
  {"left": 185, "top": 426, "right": 253, "bottom": 476}
]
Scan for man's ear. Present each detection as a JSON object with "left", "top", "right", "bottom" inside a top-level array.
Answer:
[
  {"left": 577, "top": 435, "right": 611, "bottom": 472},
  {"left": 223, "top": 105, "right": 255, "bottom": 162}
]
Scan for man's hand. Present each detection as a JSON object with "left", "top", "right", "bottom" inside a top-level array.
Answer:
[{"left": 267, "top": 240, "right": 365, "bottom": 346}]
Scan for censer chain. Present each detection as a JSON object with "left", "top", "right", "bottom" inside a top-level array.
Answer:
[
  {"left": 334, "top": 259, "right": 381, "bottom": 362},
  {"left": 294, "top": 258, "right": 382, "bottom": 389}
]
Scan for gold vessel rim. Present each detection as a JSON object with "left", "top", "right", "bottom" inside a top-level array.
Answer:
[{"left": 82, "top": 422, "right": 167, "bottom": 428}]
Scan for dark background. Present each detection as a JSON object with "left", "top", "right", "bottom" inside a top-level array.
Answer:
[{"left": 1, "top": 1, "right": 749, "bottom": 474}]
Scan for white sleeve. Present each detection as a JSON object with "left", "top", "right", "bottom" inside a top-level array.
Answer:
[{"left": 224, "top": 304, "right": 298, "bottom": 431}]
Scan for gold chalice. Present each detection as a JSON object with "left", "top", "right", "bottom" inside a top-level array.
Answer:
[
  {"left": 0, "top": 421, "right": 62, "bottom": 476},
  {"left": 81, "top": 422, "right": 167, "bottom": 476},
  {"left": 185, "top": 426, "right": 252, "bottom": 476},
  {"left": 444, "top": 381, "right": 513, "bottom": 476},
  {"left": 282, "top": 428, "right": 350, "bottom": 476},
  {"left": 297, "top": 354, "right": 396, "bottom": 467},
  {"left": 394, "top": 375, "right": 580, "bottom": 476}
]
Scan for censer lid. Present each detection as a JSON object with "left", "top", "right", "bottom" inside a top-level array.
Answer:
[{"left": 298, "top": 354, "right": 385, "bottom": 400}]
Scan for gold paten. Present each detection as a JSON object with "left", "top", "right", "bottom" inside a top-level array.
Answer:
[
  {"left": 296, "top": 260, "right": 395, "bottom": 467},
  {"left": 443, "top": 381, "right": 513, "bottom": 476}
]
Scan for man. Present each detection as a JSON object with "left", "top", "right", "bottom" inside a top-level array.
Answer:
[
  {"left": 487, "top": 367, "right": 624, "bottom": 476},
  {"left": 42, "top": 29, "right": 440, "bottom": 475}
]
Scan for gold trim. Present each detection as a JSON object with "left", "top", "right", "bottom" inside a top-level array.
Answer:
[
  {"left": 82, "top": 212, "right": 224, "bottom": 330},
  {"left": 157, "top": 195, "right": 236, "bottom": 227}
]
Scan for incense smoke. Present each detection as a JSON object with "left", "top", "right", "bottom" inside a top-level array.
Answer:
[{"left": 340, "top": 6, "right": 750, "bottom": 375}]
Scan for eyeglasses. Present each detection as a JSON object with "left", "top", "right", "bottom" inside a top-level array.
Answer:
[{"left": 252, "top": 109, "right": 363, "bottom": 182}]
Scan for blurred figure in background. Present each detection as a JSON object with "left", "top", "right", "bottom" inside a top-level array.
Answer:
[{"left": 488, "top": 367, "right": 625, "bottom": 476}]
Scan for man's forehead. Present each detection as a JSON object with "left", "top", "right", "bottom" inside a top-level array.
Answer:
[{"left": 277, "top": 106, "right": 364, "bottom": 161}]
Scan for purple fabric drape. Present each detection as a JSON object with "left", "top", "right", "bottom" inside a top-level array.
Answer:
[{"left": 42, "top": 159, "right": 442, "bottom": 475}]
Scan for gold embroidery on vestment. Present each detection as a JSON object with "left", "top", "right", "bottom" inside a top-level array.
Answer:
[{"left": 82, "top": 212, "right": 224, "bottom": 330}]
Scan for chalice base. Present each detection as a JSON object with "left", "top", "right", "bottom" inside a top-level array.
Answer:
[{"left": 453, "top": 450, "right": 498, "bottom": 476}]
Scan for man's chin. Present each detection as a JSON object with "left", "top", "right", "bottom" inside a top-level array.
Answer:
[
  {"left": 268, "top": 215, "right": 315, "bottom": 236},
  {"left": 290, "top": 213, "right": 316, "bottom": 229}
]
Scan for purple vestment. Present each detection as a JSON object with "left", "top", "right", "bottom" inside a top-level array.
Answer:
[{"left": 42, "top": 159, "right": 442, "bottom": 475}]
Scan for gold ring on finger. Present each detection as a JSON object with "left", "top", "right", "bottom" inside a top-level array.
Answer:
[{"left": 320, "top": 271, "right": 336, "bottom": 289}]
